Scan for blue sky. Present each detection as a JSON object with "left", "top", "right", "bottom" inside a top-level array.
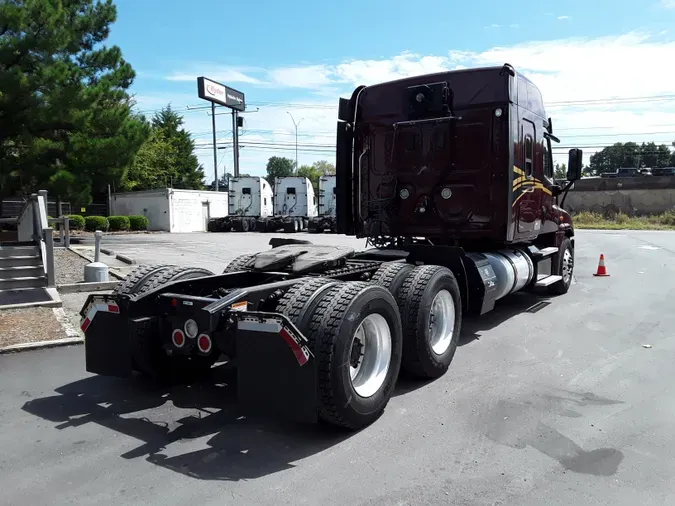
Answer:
[{"left": 108, "top": 0, "right": 675, "bottom": 180}]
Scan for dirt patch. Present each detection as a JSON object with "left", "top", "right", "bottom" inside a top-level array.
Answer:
[
  {"left": 0, "top": 307, "right": 66, "bottom": 348},
  {"left": 54, "top": 248, "right": 90, "bottom": 285}
]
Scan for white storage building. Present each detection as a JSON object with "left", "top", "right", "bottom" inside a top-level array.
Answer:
[{"left": 110, "top": 188, "right": 228, "bottom": 232}]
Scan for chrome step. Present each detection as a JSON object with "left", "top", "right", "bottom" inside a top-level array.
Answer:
[
  {"left": 534, "top": 275, "right": 563, "bottom": 287},
  {"left": 533, "top": 247, "right": 559, "bottom": 258}
]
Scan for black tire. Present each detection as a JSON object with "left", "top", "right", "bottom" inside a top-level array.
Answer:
[
  {"left": 248, "top": 218, "right": 257, "bottom": 232},
  {"left": 138, "top": 266, "right": 214, "bottom": 295},
  {"left": 304, "top": 282, "right": 403, "bottom": 429},
  {"left": 113, "top": 264, "right": 176, "bottom": 296},
  {"left": 548, "top": 237, "right": 574, "bottom": 295},
  {"left": 233, "top": 219, "right": 244, "bottom": 232},
  {"left": 131, "top": 266, "right": 219, "bottom": 382},
  {"left": 276, "top": 276, "right": 342, "bottom": 329},
  {"left": 283, "top": 221, "right": 295, "bottom": 233},
  {"left": 256, "top": 219, "right": 268, "bottom": 233},
  {"left": 370, "top": 262, "right": 415, "bottom": 298},
  {"left": 223, "top": 253, "right": 256, "bottom": 273},
  {"left": 397, "top": 265, "right": 462, "bottom": 379},
  {"left": 241, "top": 218, "right": 250, "bottom": 232}
]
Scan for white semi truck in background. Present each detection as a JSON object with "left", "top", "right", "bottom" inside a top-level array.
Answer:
[
  {"left": 308, "top": 175, "right": 337, "bottom": 233},
  {"left": 207, "top": 176, "right": 274, "bottom": 232},
  {"left": 266, "top": 176, "right": 318, "bottom": 233}
]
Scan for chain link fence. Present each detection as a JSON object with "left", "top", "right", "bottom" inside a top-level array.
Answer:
[{"left": 1, "top": 199, "right": 109, "bottom": 219}]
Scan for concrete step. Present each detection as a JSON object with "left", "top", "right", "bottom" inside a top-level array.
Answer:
[
  {"left": 0, "top": 255, "right": 43, "bottom": 268},
  {"left": 0, "top": 265, "right": 45, "bottom": 280},
  {"left": 0, "top": 287, "right": 61, "bottom": 309},
  {"left": 0, "top": 276, "right": 47, "bottom": 290},
  {"left": 0, "top": 244, "right": 40, "bottom": 258}
]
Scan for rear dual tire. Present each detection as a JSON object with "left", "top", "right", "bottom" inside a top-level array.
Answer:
[
  {"left": 396, "top": 265, "right": 462, "bottom": 379},
  {"left": 370, "top": 262, "right": 462, "bottom": 379},
  {"left": 278, "top": 280, "right": 403, "bottom": 429}
]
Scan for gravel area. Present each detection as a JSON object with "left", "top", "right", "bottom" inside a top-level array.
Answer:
[
  {"left": 0, "top": 307, "right": 65, "bottom": 348},
  {"left": 53, "top": 247, "right": 90, "bottom": 285}
]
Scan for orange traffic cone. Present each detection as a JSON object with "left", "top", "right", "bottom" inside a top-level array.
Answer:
[{"left": 593, "top": 254, "right": 610, "bottom": 277}]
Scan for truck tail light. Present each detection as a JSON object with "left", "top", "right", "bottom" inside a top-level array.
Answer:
[
  {"left": 172, "top": 329, "right": 186, "bottom": 348},
  {"left": 197, "top": 334, "right": 212, "bottom": 354}
]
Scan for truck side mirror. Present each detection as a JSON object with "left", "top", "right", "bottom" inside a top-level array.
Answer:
[{"left": 567, "top": 148, "right": 583, "bottom": 181}]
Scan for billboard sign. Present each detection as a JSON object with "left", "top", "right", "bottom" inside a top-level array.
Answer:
[{"left": 197, "top": 76, "right": 245, "bottom": 111}]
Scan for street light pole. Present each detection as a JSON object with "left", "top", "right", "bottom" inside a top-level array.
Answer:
[
  {"left": 286, "top": 111, "right": 302, "bottom": 171},
  {"left": 211, "top": 102, "right": 219, "bottom": 191}
]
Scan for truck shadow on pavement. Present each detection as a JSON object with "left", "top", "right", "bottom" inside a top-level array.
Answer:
[
  {"left": 22, "top": 292, "right": 552, "bottom": 482},
  {"left": 22, "top": 364, "right": 352, "bottom": 481}
]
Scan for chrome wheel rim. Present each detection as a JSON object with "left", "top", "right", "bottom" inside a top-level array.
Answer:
[
  {"left": 349, "top": 314, "right": 392, "bottom": 398},
  {"left": 562, "top": 249, "right": 573, "bottom": 284},
  {"left": 429, "top": 289, "right": 456, "bottom": 355}
]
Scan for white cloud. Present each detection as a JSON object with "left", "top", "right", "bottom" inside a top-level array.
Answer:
[
  {"left": 557, "top": 15, "right": 571, "bottom": 20},
  {"left": 267, "top": 65, "right": 336, "bottom": 88},
  {"left": 145, "top": 31, "right": 675, "bottom": 180},
  {"left": 510, "top": 24, "right": 520, "bottom": 28},
  {"left": 661, "top": 0, "right": 675, "bottom": 8},
  {"left": 166, "top": 65, "right": 265, "bottom": 85}
]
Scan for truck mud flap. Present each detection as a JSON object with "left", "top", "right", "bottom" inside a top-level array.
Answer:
[
  {"left": 235, "top": 312, "right": 318, "bottom": 424},
  {"left": 81, "top": 296, "right": 135, "bottom": 377}
]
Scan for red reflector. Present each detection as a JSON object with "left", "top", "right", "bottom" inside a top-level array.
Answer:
[
  {"left": 81, "top": 317, "right": 91, "bottom": 332},
  {"left": 172, "top": 329, "right": 185, "bottom": 348},
  {"left": 108, "top": 304, "right": 119, "bottom": 314},
  {"left": 197, "top": 334, "right": 212, "bottom": 353},
  {"left": 280, "top": 327, "right": 309, "bottom": 366},
  {"left": 171, "top": 298, "right": 178, "bottom": 307}
]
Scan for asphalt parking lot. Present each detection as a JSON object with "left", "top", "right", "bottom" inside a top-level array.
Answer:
[{"left": 2, "top": 229, "right": 675, "bottom": 505}]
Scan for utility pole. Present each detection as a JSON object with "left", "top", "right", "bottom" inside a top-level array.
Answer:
[
  {"left": 211, "top": 102, "right": 219, "bottom": 191},
  {"left": 232, "top": 110, "right": 240, "bottom": 177},
  {"left": 287, "top": 111, "right": 302, "bottom": 171}
]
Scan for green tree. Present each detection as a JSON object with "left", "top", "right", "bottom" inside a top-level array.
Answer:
[
  {"left": 265, "top": 156, "right": 295, "bottom": 191},
  {"left": 123, "top": 106, "right": 205, "bottom": 190},
  {"left": 121, "top": 129, "right": 176, "bottom": 191},
  {"left": 150, "top": 105, "right": 204, "bottom": 189},
  {"left": 297, "top": 164, "right": 322, "bottom": 189},
  {"left": 589, "top": 142, "right": 648, "bottom": 174},
  {"left": 640, "top": 142, "right": 671, "bottom": 168},
  {"left": 311, "top": 160, "right": 336, "bottom": 175},
  {"left": 0, "top": 0, "right": 149, "bottom": 207},
  {"left": 554, "top": 163, "right": 567, "bottom": 180}
]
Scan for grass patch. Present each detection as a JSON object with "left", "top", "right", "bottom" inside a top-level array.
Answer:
[{"left": 573, "top": 211, "right": 675, "bottom": 230}]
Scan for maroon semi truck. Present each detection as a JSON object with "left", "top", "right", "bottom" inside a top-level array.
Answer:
[{"left": 79, "top": 63, "right": 582, "bottom": 430}]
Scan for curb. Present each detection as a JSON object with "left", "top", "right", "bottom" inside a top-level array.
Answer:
[
  {"left": 57, "top": 281, "right": 119, "bottom": 294},
  {"left": 0, "top": 337, "right": 83, "bottom": 355},
  {"left": 115, "top": 253, "right": 136, "bottom": 265}
]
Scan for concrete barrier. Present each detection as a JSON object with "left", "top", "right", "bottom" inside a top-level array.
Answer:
[{"left": 567, "top": 176, "right": 675, "bottom": 215}]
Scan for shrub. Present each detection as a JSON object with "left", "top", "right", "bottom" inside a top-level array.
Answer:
[
  {"left": 128, "top": 215, "right": 149, "bottom": 231},
  {"left": 65, "top": 214, "right": 85, "bottom": 230},
  {"left": 84, "top": 215, "right": 109, "bottom": 232},
  {"left": 108, "top": 215, "right": 131, "bottom": 231}
]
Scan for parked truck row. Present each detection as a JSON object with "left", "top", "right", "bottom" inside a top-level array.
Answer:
[
  {"left": 80, "top": 63, "right": 583, "bottom": 431},
  {"left": 207, "top": 175, "right": 337, "bottom": 234}
]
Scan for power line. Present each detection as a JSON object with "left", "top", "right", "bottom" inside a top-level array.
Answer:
[{"left": 135, "top": 92, "right": 675, "bottom": 117}]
